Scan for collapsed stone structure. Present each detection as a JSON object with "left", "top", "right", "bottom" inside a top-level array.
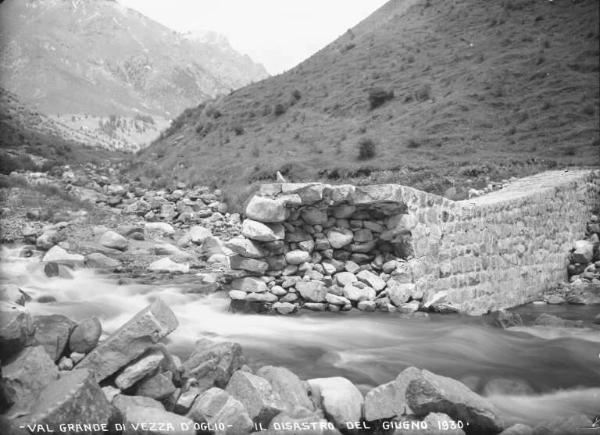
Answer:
[{"left": 228, "top": 169, "right": 600, "bottom": 314}]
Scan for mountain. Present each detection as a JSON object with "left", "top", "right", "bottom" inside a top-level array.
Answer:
[
  {"left": 0, "top": 0, "right": 268, "bottom": 150},
  {"left": 134, "top": 0, "right": 599, "bottom": 207},
  {"left": 0, "top": 88, "right": 123, "bottom": 174}
]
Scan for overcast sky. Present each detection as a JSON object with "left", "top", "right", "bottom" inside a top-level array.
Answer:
[{"left": 118, "top": 0, "right": 388, "bottom": 75}]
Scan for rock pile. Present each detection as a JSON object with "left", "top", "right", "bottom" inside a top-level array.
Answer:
[
  {"left": 0, "top": 298, "right": 522, "bottom": 435},
  {"left": 540, "top": 215, "right": 600, "bottom": 306},
  {"left": 226, "top": 183, "right": 433, "bottom": 314},
  {"left": 3, "top": 298, "right": 590, "bottom": 434},
  {"left": 567, "top": 215, "right": 600, "bottom": 284}
]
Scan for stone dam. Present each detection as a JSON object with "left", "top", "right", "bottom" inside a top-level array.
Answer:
[{"left": 226, "top": 169, "right": 600, "bottom": 315}]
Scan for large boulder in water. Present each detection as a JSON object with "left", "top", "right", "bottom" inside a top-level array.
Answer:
[
  {"left": 187, "top": 387, "right": 253, "bottom": 435},
  {"left": 406, "top": 369, "right": 504, "bottom": 434},
  {"left": 307, "top": 377, "right": 363, "bottom": 430},
  {"left": 14, "top": 369, "right": 114, "bottom": 430},
  {"left": 182, "top": 339, "right": 244, "bottom": 390},
  {"left": 483, "top": 310, "right": 523, "bottom": 329},
  {"left": 42, "top": 246, "right": 84, "bottom": 267},
  {"left": 68, "top": 317, "right": 102, "bottom": 354},
  {"left": 225, "top": 371, "right": 286, "bottom": 426},
  {"left": 31, "top": 314, "right": 76, "bottom": 361},
  {"left": 99, "top": 230, "right": 129, "bottom": 251},
  {"left": 77, "top": 299, "right": 178, "bottom": 383}
]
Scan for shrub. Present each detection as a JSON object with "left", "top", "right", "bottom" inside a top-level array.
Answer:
[
  {"left": 0, "top": 152, "right": 37, "bottom": 175},
  {"left": 274, "top": 103, "right": 287, "bottom": 116},
  {"left": 291, "top": 89, "right": 301, "bottom": 101},
  {"left": 358, "top": 138, "right": 376, "bottom": 160},
  {"left": 414, "top": 84, "right": 432, "bottom": 102},
  {"left": 368, "top": 87, "right": 394, "bottom": 110},
  {"left": 406, "top": 138, "right": 422, "bottom": 149},
  {"left": 232, "top": 124, "right": 245, "bottom": 136}
]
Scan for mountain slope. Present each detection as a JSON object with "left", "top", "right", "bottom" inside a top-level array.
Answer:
[
  {"left": 136, "top": 0, "right": 599, "bottom": 205},
  {"left": 0, "top": 0, "right": 268, "bottom": 149},
  {"left": 0, "top": 88, "right": 123, "bottom": 174}
]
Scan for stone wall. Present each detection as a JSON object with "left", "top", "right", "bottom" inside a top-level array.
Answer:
[{"left": 227, "top": 169, "right": 600, "bottom": 315}]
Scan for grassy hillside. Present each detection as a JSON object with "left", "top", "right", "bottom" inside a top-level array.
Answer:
[
  {"left": 135, "top": 0, "right": 599, "bottom": 208},
  {"left": 0, "top": 89, "right": 125, "bottom": 174}
]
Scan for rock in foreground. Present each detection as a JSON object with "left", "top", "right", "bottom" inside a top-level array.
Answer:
[{"left": 77, "top": 298, "right": 178, "bottom": 382}]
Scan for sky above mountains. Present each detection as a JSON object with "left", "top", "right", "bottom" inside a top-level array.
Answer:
[{"left": 118, "top": 0, "right": 388, "bottom": 75}]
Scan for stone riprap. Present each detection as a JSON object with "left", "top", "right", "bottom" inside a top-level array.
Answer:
[{"left": 228, "top": 170, "right": 600, "bottom": 314}]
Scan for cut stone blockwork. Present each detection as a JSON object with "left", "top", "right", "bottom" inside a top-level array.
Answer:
[{"left": 228, "top": 169, "right": 600, "bottom": 315}]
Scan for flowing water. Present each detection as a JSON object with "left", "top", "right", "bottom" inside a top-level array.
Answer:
[{"left": 2, "top": 246, "right": 599, "bottom": 427}]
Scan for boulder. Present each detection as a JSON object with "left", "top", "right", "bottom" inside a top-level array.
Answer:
[
  {"left": 229, "top": 255, "right": 269, "bottom": 274},
  {"left": 225, "top": 237, "right": 265, "bottom": 259},
  {"left": 285, "top": 250, "right": 311, "bottom": 265},
  {"left": 115, "top": 350, "right": 165, "bottom": 390},
  {"left": 225, "top": 371, "right": 286, "bottom": 426},
  {"left": 189, "top": 226, "right": 212, "bottom": 244},
  {"left": 77, "top": 299, "right": 178, "bottom": 383},
  {"left": 483, "top": 310, "right": 523, "bottom": 329},
  {"left": 273, "top": 302, "right": 298, "bottom": 315},
  {"left": 307, "top": 377, "right": 363, "bottom": 430},
  {"left": 69, "top": 317, "right": 102, "bottom": 354},
  {"left": 232, "top": 277, "right": 268, "bottom": 293},
  {"left": 31, "top": 314, "right": 75, "bottom": 361},
  {"left": 148, "top": 258, "right": 190, "bottom": 274},
  {"left": 572, "top": 240, "right": 594, "bottom": 264},
  {"left": 229, "top": 290, "right": 247, "bottom": 300},
  {"left": 85, "top": 252, "right": 121, "bottom": 269},
  {"left": 301, "top": 208, "right": 328, "bottom": 225},
  {"left": 145, "top": 222, "right": 175, "bottom": 236},
  {"left": 364, "top": 366, "right": 420, "bottom": 421},
  {"left": 187, "top": 387, "right": 253, "bottom": 435},
  {"left": 326, "top": 229, "right": 353, "bottom": 249},
  {"left": 342, "top": 284, "right": 375, "bottom": 302},
  {"left": 257, "top": 366, "right": 314, "bottom": 413},
  {"left": 334, "top": 272, "right": 357, "bottom": 287},
  {"left": 99, "top": 230, "right": 129, "bottom": 251},
  {"left": 15, "top": 369, "right": 114, "bottom": 431},
  {"left": 43, "top": 262, "right": 73, "bottom": 279},
  {"left": 387, "top": 281, "right": 415, "bottom": 306},
  {"left": 2, "top": 346, "right": 59, "bottom": 414},
  {"left": 356, "top": 270, "right": 386, "bottom": 292},
  {"left": 42, "top": 246, "right": 84, "bottom": 267},
  {"left": 246, "top": 292, "right": 278, "bottom": 303},
  {"left": 0, "top": 302, "right": 32, "bottom": 359},
  {"left": 296, "top": 281, "right": 328, "bottom": 303},
  {"left": 533, "top": 313, "right": 583, "bottom": 328},
  {"left": 406, "top": 369, "right": 504, "bottom": 434},
  {"left": 242, "top": 220, "right": 285, "bottom": 242},
  {"left": 134, "top": 370, "right": 176, "bottom": 400},
  {"left": 182, "top": 339, "right": 244, "bottom": 389},
  {"left": 246, "top": 197, "right": 288, "bottom": 223}
]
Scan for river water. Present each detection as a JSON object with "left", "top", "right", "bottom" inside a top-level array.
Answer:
[{"left": 2, "top": 247, "right": 599, "bottom": 427}]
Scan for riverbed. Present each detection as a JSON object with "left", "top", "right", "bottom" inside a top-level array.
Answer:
[{"left": 2, "top": 246, "right": 599, "bottom": 427}]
